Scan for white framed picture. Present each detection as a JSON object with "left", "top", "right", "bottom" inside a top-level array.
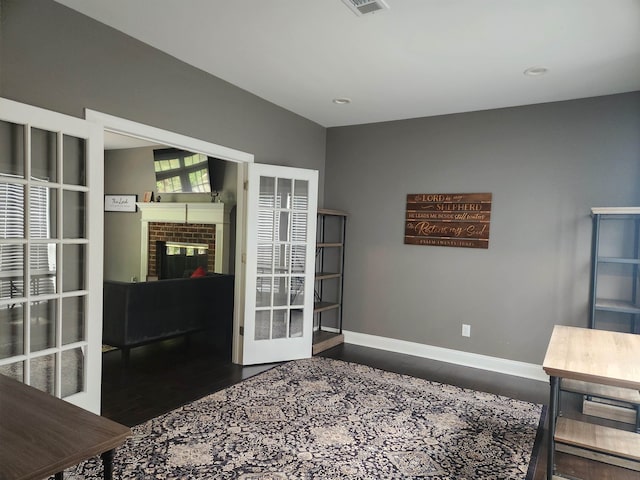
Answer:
[{"left": 104, "top": 194, "right": 138, "bottom": 212}]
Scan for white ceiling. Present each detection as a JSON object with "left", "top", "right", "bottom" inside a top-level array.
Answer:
[{"left": 55, "top": 0, "right": 640, "bottom": 128}]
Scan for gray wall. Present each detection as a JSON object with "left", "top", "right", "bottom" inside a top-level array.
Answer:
[
  {"left": 0, "top": 0, "right": 326, "bottom": 202},
  {"left": 103, "top": 147, "right": 155, "bottom": 282},
  {"left": 325, "top": 92, "right": 640, "bottom": 364}
]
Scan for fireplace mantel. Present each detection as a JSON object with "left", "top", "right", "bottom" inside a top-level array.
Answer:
[{"left": 137, "top": 202, "right": 232, "bottom": 279}]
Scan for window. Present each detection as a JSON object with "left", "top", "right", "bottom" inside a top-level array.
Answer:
[{"left": 153, "top": 148, "right": 211, "bottom": 193}]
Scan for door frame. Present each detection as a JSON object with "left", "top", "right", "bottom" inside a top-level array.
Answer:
[{"left": 85, "top": 110, "right": 253, "bottom": 364}]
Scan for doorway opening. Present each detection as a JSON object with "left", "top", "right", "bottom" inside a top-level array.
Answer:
[
  {"left": 91, "top": 109, "right": 319, "bottom": 379},
  {"left": 87, "top": 109, "right": 253, "bottom": 368}
]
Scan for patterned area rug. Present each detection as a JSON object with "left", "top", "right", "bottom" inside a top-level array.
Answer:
[{"left": 68, "top": 357, "right": 544, "bottom": 479}]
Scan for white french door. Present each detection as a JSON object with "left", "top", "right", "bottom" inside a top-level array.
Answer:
[
  {"left": 241, "top": 163, "right": 318, "bottom": 364},
  {"left": 0, "top": 98, "right": 103, "bottom": 413}
]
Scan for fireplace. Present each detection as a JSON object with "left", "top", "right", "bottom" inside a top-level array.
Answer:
[
  {"left": 137, "top": 202, "right": 232, "bottom": 280},
  {"left": 157, "top": 241, "right": 208, "bottom": 279},
  {"left": 148, "top": 221, "right": 216, "bottom": 278}
]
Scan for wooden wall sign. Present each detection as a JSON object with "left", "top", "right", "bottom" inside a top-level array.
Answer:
[{"left": 405, "top": 193, "right": 492, "bottom": 249}]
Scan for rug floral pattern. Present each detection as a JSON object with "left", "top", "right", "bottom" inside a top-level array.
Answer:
[{"left": 66, "top": 357, "right": 543, "bottom": 479}]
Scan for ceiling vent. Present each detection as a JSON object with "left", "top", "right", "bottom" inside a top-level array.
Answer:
[{"left": 341, "top": 0, "right": 390, "bottom": 16}]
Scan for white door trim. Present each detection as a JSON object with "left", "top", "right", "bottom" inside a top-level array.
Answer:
[
  {"left": 84, "top": 110, "right": 254, "bottom": 164},
  {"left": 84, "top": 109, "right": 254, "bottom": 365}
]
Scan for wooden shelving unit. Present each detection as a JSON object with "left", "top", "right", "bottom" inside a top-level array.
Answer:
[
  {"left": 543, "top": 326, "right": 640, "bottom": 478},
  {"left": 312, "top": 209, "right": 347, "bottom": 355}
]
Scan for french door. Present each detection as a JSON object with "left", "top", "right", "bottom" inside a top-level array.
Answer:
[
  {"left": 241, "top": 163, "right": 318, "bottom": 364},
  {"left": 0, "top": 98, "right": 103, "bottom": 413}
]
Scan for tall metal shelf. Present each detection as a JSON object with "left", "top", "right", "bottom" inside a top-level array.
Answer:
[
  {"left": 589, "top": 207, "right": 640, "bottom": 333},
  {"left": 313, "top": 209, "right": 347, "bottom": 354}
]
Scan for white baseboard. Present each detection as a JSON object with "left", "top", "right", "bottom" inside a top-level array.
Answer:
[{"left": 342, "top": 330, "right": 549, "bottom": 383}]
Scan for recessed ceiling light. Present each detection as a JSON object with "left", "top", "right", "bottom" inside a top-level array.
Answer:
[
  {"left": 523, "top": 66, "right": 549, "bottom": 76},
  {"left": 332, "top": 97, "right": 352, "bottom": 105}
]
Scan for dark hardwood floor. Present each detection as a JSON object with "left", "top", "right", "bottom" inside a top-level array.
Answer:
[{"left": 101, "top": 338, "right": 640, "bottom": 480}]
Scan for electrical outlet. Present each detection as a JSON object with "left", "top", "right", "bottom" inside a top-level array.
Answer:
[{"left": 462, "top": 324, "right": 471, "bottom": 337}]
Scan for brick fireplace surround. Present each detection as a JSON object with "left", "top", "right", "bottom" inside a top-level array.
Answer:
[{"left": 147, "top": 222, "right": 216, "bottom": 277}]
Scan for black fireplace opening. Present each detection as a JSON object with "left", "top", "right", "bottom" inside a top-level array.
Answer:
[{"left": 156, "top": 241, "right": 208, "bottom": 279}]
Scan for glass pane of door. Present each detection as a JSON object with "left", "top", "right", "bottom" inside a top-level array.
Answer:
[
  {"left": 0, "top": 121, "right": 25, "bottom": 178},
  {"left": 31, "top": 127, "right": 57, "bottom": 183}
]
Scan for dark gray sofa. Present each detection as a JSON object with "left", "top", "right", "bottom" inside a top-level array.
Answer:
[{"left": 103, "top": 274, "right": 234, "bottom": 362}]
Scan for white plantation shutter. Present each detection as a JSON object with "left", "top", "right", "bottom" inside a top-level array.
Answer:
[
  {"left": 0, "top": 182, "right": 24, "bottom": 299},
  {"left": 0, "top": 182, "right": 24, "bottom": 237},
  {"left": 28, "top": 184, "right": 56, "bottom": 295},
  {"left": 290, "top": 180, "right": 308, "bottom": 305},
  {"left": 257, "top": 176, "right": 276, "bottom": 275},
  {"left": 291, "top": 180, "right": 308, "bottom": 245},
  {"left": 0, "top": 182, "right": 55, "bottom": 298},
  {"left": 256, "top": 178, "right": 308, "bottom": 275}
]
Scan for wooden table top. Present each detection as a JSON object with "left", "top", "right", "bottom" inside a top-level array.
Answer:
[
  {"left": 543, "top": 325, "right": 640, "bottom": 390},
  {"left": 0, "top": 374, "right": 131, "bottom": 480}
]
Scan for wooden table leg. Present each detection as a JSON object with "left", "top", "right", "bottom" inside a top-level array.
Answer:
[
  {"left": 101, "top": 449, "right": 114, "bottom": 480},
  {"left": 548, "top": 375, "right": 559, "bottom": 479}
]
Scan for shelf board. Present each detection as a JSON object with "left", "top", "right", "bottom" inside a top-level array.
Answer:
[
  {"left": 582, "top": 398, "right": 638, "bottom": 425},
  {"left": 595, "top": 299, "right": 640, "bottom": 314},
  {"left": 592, "top": 207, "right": 640, "bottom": 216},
  {"left": 314, "top": 301, "right": 340, "bottom": 313},
  {"left": 556, "top": 443, "right": 640, "bottom": 472},
  {"left": 318, "top": 208, "right": 348, "bottom": 217},
  {"left": 312, "top": 330, "right": 344, "bottom": 355},
  {"left": 597, "top": 257, "right": 640, "bottom": 265},
  {"left": 317, "top": 242, "right": 343, "bottom": 248},
  {"left": 555, "top": 417, "right": 640, "bottom": 462},
  {"left": 562, "top": 378, "right": 640, "bottom": 404},
  {"left": 315, "top": 272, "right": 341, "bottom": 280}
]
